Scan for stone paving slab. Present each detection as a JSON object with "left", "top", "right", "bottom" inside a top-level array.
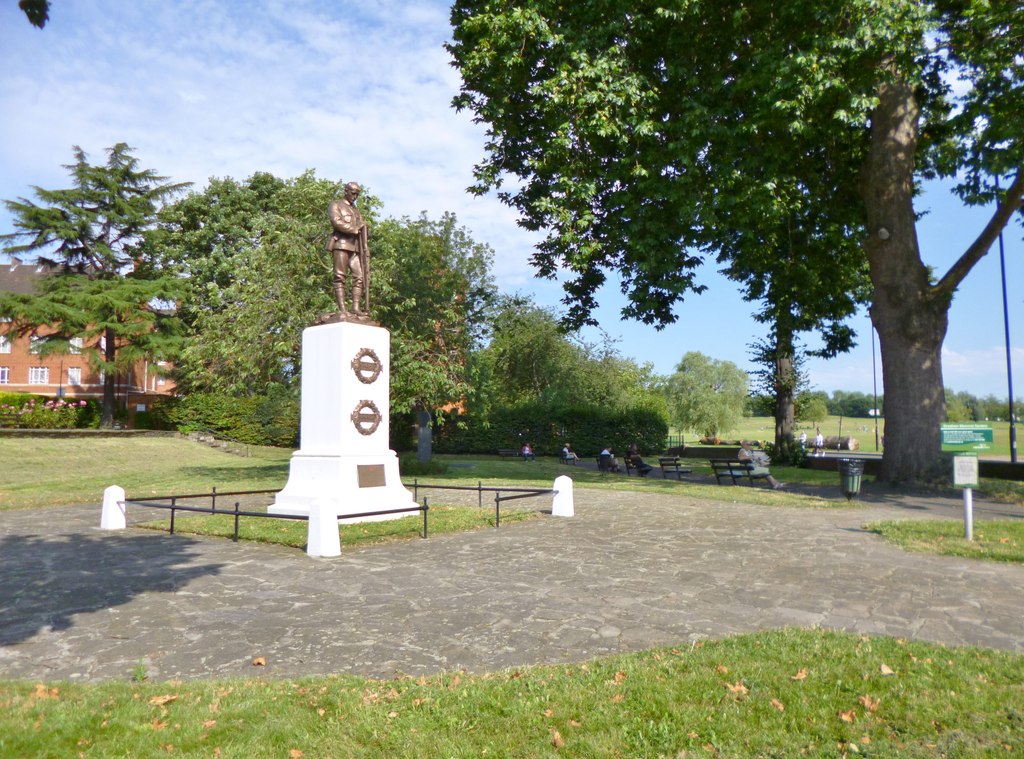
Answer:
[{"left": 0, "top": 487, "right": 1021, "bottom": 683}]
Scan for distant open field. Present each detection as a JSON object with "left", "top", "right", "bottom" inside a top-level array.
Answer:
[{"left": 676, "top": 415, "right": 1018, "bottom": 459}]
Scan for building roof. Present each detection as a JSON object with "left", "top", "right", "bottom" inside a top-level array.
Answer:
[{"left": 0, "top": 258, "right": 55, "bottom": 295}]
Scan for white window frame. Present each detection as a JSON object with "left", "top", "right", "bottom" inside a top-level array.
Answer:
[
  {"left": 68, "top": 366, "right": 82, "bottom": 386},
  {"left": 0, "top": 334, "right": 10, "bottom": 354},
  {"left": 28, "top": 366, "right": 49, "bottom": 385},
  {"left": 29, "top": 335, "right": 46, "bottom": 355},
  {"left": 0, "top": 366, "right": 9, "bottom": 384},
  {"left": 70, "top": 337, "right": 84, "bottom": 355}
]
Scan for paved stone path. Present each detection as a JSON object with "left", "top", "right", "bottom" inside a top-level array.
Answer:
[{"left": 1, "top": 486, "right": 1021, "bottom": 683}]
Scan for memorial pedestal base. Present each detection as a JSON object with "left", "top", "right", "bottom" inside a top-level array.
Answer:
[
  {"left": 267, "top": 320, "right": 415, "bottom": 522},
  {"left": 269, "top": 451, "right": 414, "bottom": 521}
]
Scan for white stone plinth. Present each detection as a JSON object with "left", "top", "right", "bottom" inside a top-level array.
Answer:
[
  {"left": 269, "top": 321, "right": 416, "bottom": 522},
  {"left": 307, "top": 499, "right": 342, "bottom": 557},
  {"left": 101, "top": 485, "right": 126, "bottom": 529},
  {"left": 551, "top": 475, "right": 574, "bottom": 517}
]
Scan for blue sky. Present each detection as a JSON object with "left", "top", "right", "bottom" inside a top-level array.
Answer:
[{"left": 1, "top": 0, "right": 1021, "bottom": 400}]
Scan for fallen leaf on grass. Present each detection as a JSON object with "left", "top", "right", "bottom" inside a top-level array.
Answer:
[
  {"left": 715, "top": 664, "right": 729, "bottom": 674},
  {"left": 879, "top": 664, "right": 894, "bottom": 676},
  {"left": 725, "top": 681, "right": 748, "bottom": 695},
  {"left": 149, "top": 694, "right": 178, "bottom": 706},
  {"left": 551, "top": 729, "right": 564, "bottom": 749},
  {"left": 151, "top": 719, "right": 168, "bottom": 731},
  {"left": 252, "top": 657, "right": 266, "bottom": 667},
  {"left": 289, "top": 750, "right": 303, "bottom": 758},
  {"left": 610, "top": 693, "right": 624, "bottom": 703},
  {"left": 202, "top": 720, "right": 217, "bottom": 729},
  {"left": 543, "top": 709, "right": 554, "bottom": 718},
  {"left": 32, "top": 684, "right": 59, "bottom": 700},
  {"left": 790, "top": 669, "right": 808, "bottom": 681},
  {"left": 999, "top": 537, "right": 1010, "bottom": 544},
  {"left": 858, "top": 694, "right": 880, "bottom": 712},
  {"left": 770, "top": 698, "right": 785, "bottom": 712},
  {"left": 839, "top": 709, "right": 857, "bottom": 723}
]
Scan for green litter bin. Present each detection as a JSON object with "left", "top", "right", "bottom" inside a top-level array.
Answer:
[{"left": 837, "top": 458, "right": 865, "bottom": 500}]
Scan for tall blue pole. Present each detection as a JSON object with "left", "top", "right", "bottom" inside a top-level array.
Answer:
[{"left": 996, "top": 176, "right": 1018, "bottom": 463}]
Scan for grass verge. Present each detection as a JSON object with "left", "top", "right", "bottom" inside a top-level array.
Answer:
[
  {"left": 866, "top": 519, "right": 1024, "bottom": 563},
  {"left": 136, "top": 505, "right": 541, "bottom": 551},
  {"left": 1, "top": 629, "right": 1021, "bottom": 757}
]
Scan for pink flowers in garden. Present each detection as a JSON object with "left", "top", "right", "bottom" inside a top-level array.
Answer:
[{"left": 0, "top": 397, "right": 90, "bottom": 429}]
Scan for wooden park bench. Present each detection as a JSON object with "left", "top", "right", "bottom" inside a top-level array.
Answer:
[
  {"left": 623, "top": 456, "right": 654, "bottom": 477},
  {"left": 710, "top": 459, "right": 771, "bottom": 487},
  {"left": 497, "top": 448, "right": 519, "bottom": 459},
  {"left": 657, "top": 456, "right": 692, "bottom": 480}
]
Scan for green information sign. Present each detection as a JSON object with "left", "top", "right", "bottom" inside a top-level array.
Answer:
[{"left": 941, "top": 423, "right": 994, "bottom": 452}]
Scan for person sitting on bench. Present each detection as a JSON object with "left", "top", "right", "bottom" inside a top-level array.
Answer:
[
  {"left": 599, "top": 446, "right": 621, "bottom": 473},
  {"left": 737, "top": 440, "right": 784, "bottom": 490},
  {"left": 626, "top": 442, "right": 654, "bottom": 476}
]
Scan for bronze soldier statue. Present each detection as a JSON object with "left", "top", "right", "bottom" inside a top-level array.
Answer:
[{"left": 326, "top": 181, "right": 370, "bottom": 318}]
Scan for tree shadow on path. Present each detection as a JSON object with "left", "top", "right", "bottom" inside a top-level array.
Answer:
[{"left": 0, "top": 531, "right": 223, "bottom": 646}]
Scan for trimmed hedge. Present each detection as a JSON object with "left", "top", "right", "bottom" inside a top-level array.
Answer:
[
  {"left": 434, "top": 402, "right": 668, "bottom": 457},
  {"left": 152, "top": 390, "right": 300, "bottom": 447}
]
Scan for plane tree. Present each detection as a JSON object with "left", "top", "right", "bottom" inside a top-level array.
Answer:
[{"left": 449, "top": 0, "right": 1024, "bottom": 482}]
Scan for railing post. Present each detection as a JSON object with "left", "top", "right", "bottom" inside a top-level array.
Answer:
[
  {"left": 233, "top": 501, "right": 240, "bottom": 542},
  {"left": 413, "top": 478, "right": 419, "bottom": 502},
  {"left": 170, "top": 496, "right": 177, "bottom": 535},
  {"left": 478, "top": 481, "right": 482, "bottom": 509},
  {"left": 494, "top": 492, "right": 501, "bottom": 529},
  {"left": 422, "top": 497, "right": 429, "bottom": 539},
  {"left": 211, "top": 486, "right": 217, "bottom": 512}
]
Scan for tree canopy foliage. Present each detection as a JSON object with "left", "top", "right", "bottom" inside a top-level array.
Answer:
[
  {"left": 0, "top": 143, "right": 187, "bottom": 426},
  {"left": 448, "top": 1, "right": 1024, "bottom": 482},
  {"left": 664, "top": 352, "right": 749, "bottom": 440}
]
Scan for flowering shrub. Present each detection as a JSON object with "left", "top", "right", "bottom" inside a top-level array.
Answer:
[{"left": 0, "top": 398, "right": 89, "bottom": 429}]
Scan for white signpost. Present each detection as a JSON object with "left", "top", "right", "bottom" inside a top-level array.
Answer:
[
  {"left": 941, "top": 423, "right": 991, "bottom": 542},
  {"left": 953, "top": 454, "right": 979, "bottom": 541}
]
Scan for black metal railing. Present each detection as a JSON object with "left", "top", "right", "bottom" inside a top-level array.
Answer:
[
  {"left": 119, "top": 481, "right": 558, "bottom": 545},
  {"left": 121, "top": 488, "right": 428, "bottom": 541}
]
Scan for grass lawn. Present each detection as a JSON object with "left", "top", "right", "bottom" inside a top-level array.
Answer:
[
  {"left": 2, "top": 628, "right": 1021, "bottom": 757},
  {"left": 866, "top": 519, "right": 1024, "bottom": 563},
  {"left": 0, "top": 436, "right": 291, "bottom": 511}
]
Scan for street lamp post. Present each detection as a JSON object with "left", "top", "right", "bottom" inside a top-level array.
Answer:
[{"left": 996, "top": 176, "right": 1018, "bottom": 463}]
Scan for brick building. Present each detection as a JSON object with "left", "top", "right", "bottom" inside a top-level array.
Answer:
[{"left": 0, "top": 258, "right": 176, "bottom": 422}]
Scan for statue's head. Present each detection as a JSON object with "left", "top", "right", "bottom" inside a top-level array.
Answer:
[{"left": 343, "top": 181, "right": 361, "bottom": 201}]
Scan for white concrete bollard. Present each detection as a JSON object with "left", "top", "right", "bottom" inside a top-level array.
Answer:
[
  {"left": 306, "top": 498, "right": 341, "bottom": 558},
  {"left": 551, "top": 475, "right": 574, "bottom": 517},
  {"left": 100, "top": 485, "right": 127, "bottom": 530}
]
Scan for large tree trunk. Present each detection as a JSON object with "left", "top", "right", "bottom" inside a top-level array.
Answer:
[
  {"left": 861, "top": 79, "right": 947, "bottom": 482},
  {"left": 772, "top": 331, "right": 797, "bottom": 456}
]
